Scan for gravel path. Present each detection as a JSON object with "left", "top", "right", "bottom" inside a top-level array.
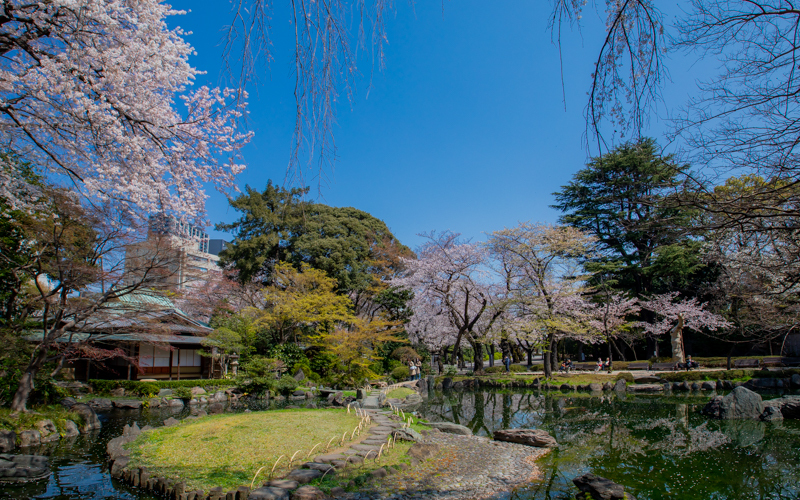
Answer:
[{"left": 347, "top": 429, "right": 549, "bottom": 500}]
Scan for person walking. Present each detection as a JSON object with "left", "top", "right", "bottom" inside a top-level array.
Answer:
[{"left": 503, "top": 354, "right": 511, "bottom": 373}]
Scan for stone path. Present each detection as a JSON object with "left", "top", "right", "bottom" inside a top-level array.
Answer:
[
  {"left": 362, "top": 389, "right": 381, "bottom": 410},
  {"left": 345, "top": 429, "right": 549, "bottom": 500}
]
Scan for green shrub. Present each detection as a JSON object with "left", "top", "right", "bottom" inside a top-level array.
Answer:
[
  {"left": 134, "top": 382, "right": 160, "bottom": 397},
  {"left": 172, "top": 387, "right": 192, "bottom": 399},
  {"left": 90, "top": 379, "right": 236, "bottom": 396},
  {"left": 237, "top": 377, "right": 273, "bottom": 396},
  {"left": 391, "top": 366, "right": 410, "bottom": 380},
  {"left": 615, "top": 372, "right": 634, "bottom": 383},
  {"left": 510, "top": 364, "right": 527, "bottom": 373},
  {"left": 242, "top": 356, "right": 280, "bottom": 378},
  {"left": 275, "top": 375, "right": 299, "bottom": 395},
  {"left": 660, "top": 371, "right": 704, "bottom": 382},
  {"left": 442, "top": 365, "right": 458, "bottom": 377},
  {"left": 291, "top": 360, "right": 321, "bottom": 383}
]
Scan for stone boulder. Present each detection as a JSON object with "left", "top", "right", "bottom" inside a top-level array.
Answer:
[
  {"left": 63, "top": 420, "right": 80, "bottom": 438},
  {"left": 19, "top": 430, "right": 40, "bottom": 448},
  {"left": 163, "top": 417, "right": 180, "bottom": 427},
  {"left": 148, "top": 398, "right": 161, "bottom": 408},
  {"left": 110, "top": 387, "right": 125, "bottom": 397},
  {"left": 493, "top": 428, "right": 558, "bottom": 448},
  {"left": 0, "top": 431, "right": 15, "bottom": 453},
  {"left": 158, "top": 388, "right": 173, "bottom": 397},
  {"left": 613, "top": 379, "right": 627, "bottom": 392},
  {"left": 791, "top": 374, "right": 800, "bottom": 388},
  {"left": 35, "top": 420, "right": 59, "bottom": 443},
  {"left": 632, "top": 375, "right": 661, "bottom": 384},
  {"left": 60, "top": 397, "right": 77, "bottom": 409},
  {"left": 442, "top": 377, "right": 453, "bottom": 391},
  {"left": 392, "top": 428, "right": 423, "bottom": 442},
  {"left": 191, "top": 387, "right": 206, "bottom": 396},
  {"left": 572, "top": 473, "right": 629, "bottom": 500},
  {"left": 72, "top": 403, "right": 101, "bottom": 432},
  {"left": 284, "top": 468, "right": 322, "bottom": 484},
  {"left": 0, "top": 454, "right": 49, "bottom": 482},
  {"left": 424, "top": 422, "right": 472, "bottom": 435},
  {"left": 760, "top": 396, "right": 800, "bottom": 420},
  {"left": 702, "top": 386, "right": 763, "bottom": 420},
  {"left": 113, "top": 399, "right": 142, "bottom": 410},
  {"left": 166, "top": 398, "right": 184, "bottom": 408},
  {"left": 87, "top": 398, "right": 113, "bottom": 411},
  {"left": 700, "top": 381, "right": 716, "bottom": 391},
  {"left": 588, "top": 383, "right": 603, "bottom": 392},
  {"left": 602, "top": 382, "right": 613, "bottom": 391},
  {"left": 293, "top": 369, "right": 306, "bottom": 382}
]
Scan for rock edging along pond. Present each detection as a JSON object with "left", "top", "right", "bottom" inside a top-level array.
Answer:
[
  {"left": 0, "top": 402, "right": 102, "bottom": 453},
  {"left": 436, "top": 373, "right": 800, "bottom": 393},
  {"left": 106, "top": 407, "right": 412, "bottom": 499}
]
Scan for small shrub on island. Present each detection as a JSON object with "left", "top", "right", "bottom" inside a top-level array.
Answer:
[
  {"left": 275, "top": 375, "right": 299, "bottom": 395},
  {"left": 391, "top": 366, "right": 410, "bottom": 381},
  {"left": 615, "top": 372, "right": 634, "bottom": 383},
  {"left": 172, "top": 387, "right": 192, "bottom": 400}
]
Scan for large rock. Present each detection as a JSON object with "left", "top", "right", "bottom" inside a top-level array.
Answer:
[
  {"left": 35, "top": 420, "right": 59, "bottom": 443},
  {"left": 613, "top": 379, "right": 627, "bottom": 392},
  {"left": 700, "top": 381, "right": 716, "bottom": 391},
  {"left": 441, "top": 377, "right": 453, "bottom": 391},
  {"left": 208, "top": 402, "right": 225, "bottom": 415},
  {"left": 110, "top": 387, "right": 125, "bottom": 397},
  {"left": 63, "top": 420, "right": 80, "bottom": 438},
  {"left": 424, "top": 422, "right": 472, "bottom": 435},
  {"left": 791, "top": 374, "right": 800, "bottom": 388},
  {"left": 191, "top": 387, "right": 206, "bottom": 396},
  {"left": 0, "top": 454, "right": 49, "bottom": 482},
  {"left": 573, "top": 473, "right": 627, "bottom": 500},
  {"left": 392, "top": 428, "right": 423, "bottom": 442},
  {"left": 493, "top": 428, "right": 558, "bottom": 448},
  {"left": 293, "top": 369, "right": 306, "bottom": 382},
  {"left": 87, "top": 398, "right": 113, "bottom": 411},
  {"left": 761, "top": 396, "right": 800, "bottom": 420},
  {"left": 60, "top": 397, "right": 76, "bottom": 409},
  {"left": 0, "top": 431, "right": 15, "bottom": 453},
  {"left": 72, "top": 403, "right": 101, "bottom": 432},
  {"left": 588, "top": 383, "right": 603, "bottom": 392},
  {"left": 158, "top": 389, "right": 173, "bottom": 397},
  {"left": 627, "top": 384, "right": 664, "bottom": 393},
  {"left": 113, "top": 399, "right": 143, "bottom": 410},
  {"left": 19, "top": 430, "right": 40, "bottom": 448},
  {"left": 702, "top": 386, "right": 763, "bottom": 420}
]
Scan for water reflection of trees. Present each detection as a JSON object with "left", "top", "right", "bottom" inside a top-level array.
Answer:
[{"left": 419, "top": 390, "right": 800, "bottom": 500}]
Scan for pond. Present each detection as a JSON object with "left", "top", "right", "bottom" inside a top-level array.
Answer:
[
  {"left": 417, "top": 389, "right": 800, "bottom": 500},
  {"left": 2, "top": 389, "right": 798, "bottom": 499}
]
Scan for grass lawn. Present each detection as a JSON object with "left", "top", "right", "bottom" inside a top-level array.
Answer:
[
  {"left": 127, "top": 408, "right": 364, "bottom": 491},
  {"left": 386, "top": 387, "right": 415, "bottom": 399},
  {"left": 0, "top": 406, "right": 84, "bottom": 434}
]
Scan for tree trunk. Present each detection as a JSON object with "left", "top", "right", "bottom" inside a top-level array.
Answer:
[
  {"left": 550, "top": 336, "right": 558, "bottom": 373},
  {"left": 612, "top": 339, "right": 626, "bottom": 361},
  {"left": 488, "top": 345, "right": 495, "bottom": 367},
  {"left": 11, "top": 346, "right": 48, "bottom": 413},
  {"left": 471, "top": 341, "right": 484, "bottom": 373},
  {"left": 526, "top": 348, "right": 533, "bottom": 366},
  {"left": 437, "top": 350, "right": 444, "bottom": 373},
  {"left": 577, "top": 342, "right": 584, "bottom": 362},
  {"left": 543, "top": 333, "right": 554, "bottom": 378}
]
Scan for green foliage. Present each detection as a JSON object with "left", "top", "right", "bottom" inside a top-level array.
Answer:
[
  {"left": 241, "top": 356, "right": 279, "bottom": 378},
  {"left": 237, "top": 377, "right": 273, "bottom": 396},
  {"left": 615, "top": 372, "right": 635, "bottom": 383},
  {"left": 172, "top": 387, "right": 192, "bottom": 399},
  {"left": 90, "top": 379, "right": 236, "bottom": 395},
  {"left": 391, "top": 366, "right": 410, "bottom": 380},
  {"left": 269, "top": 343, "right": 307, "bottom": 372},
  {"left": 442, "top": 365, "right": 458, "bottom": 377},
  {"left": 390, "top": 346, "right": 420, "bottom": 362},
  {"left": 217, "top": 181, "right": 411, "bottom": 294},
  {"left": 135, "top": 382, "right": 160, "bottom": 397},
  {"left": 291, "top": 359, "right": 321, "bottom": 383},
  {"left": 275, "top": 375, "right": 299, "bottom": 395},
  {"left": 0, "top": 405, "right": 84, "bottom": 435}
]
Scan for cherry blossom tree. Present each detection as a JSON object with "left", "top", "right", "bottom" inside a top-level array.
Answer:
[
  {"left": 639, "top": 292, "right": 731, "bottom": 358},
  {"left": 391, "top": 232, "right": 504, "bottom": 373},
  {"left": 487, "top": 222, "right": 596, "bottom": 378},
  {"left": 0, "top": 0, "right": 251, "bottom": 217},
  {"left": 587, "top": 292, "right": 642, "bottom": 362}
]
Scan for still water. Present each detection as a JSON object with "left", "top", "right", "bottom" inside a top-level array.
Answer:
[
  {"left": 1, "top": 390, "right": 798, "bottom": 499},
  {"left": 417, "top": 389, "right": 800, "bottom": 500}
]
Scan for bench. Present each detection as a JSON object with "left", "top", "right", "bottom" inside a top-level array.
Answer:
[
  {"left": 733, "top": 358, "right": 760, "bottom": 369},
  {"left": 627, "top": 362, "right": 650, "bottom": 371},
  {"left": 571, "top": 362, "right": 597, "bottom": 371},
  {"left": 762, "top": 357, "right": 783, "bottom": 367},
  {"left": 650, "top": 362, "right": 676, "bottom": 371}
]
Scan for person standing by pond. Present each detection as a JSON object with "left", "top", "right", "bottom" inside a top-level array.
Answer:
[
  {"left": 408, "top": 360, "right": 416, "bottom": 381},
  {"left": 503, "top": 355, "right": 511, "bottom": 373}
]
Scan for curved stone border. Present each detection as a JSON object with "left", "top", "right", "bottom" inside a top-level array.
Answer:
[
  {"left": 106, "top": 407, "right": 400, "bottom": 500},
  {"left": 0, "top": 402, "right": 101, "bottom": 453}
]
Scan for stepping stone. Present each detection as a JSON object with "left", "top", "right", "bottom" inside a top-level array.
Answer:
[
  {"left": 350, "top": 444, "right": 381, "bottom": 451},
  {"left": 330, "top": 460, "right": 347, "bottom": 469},
  {"left": 284, "top": 469, "right": 322, "bottom": 484},
  {"left": 302, "top": 463, "right": 334, "bottom": 473},
  {"left": 313, "top": 454, "right": 345, "bottom": 464},
  {"left": 268, "top": 479, "right": 298, "bottom": 490},
  {"left": 250, "top": 487, "right": 289, "bottom": 500},
  {"left": 361, "top": 439, "right": 386, "bottom": 446},
  {"left": 355, "top": 449, "right": 381, "bottom": 457},
  {"left": 341, "top": 449, "right": 360, "bottom": 455},
  {"left": 345, "top": 455, "right": 364, "bottom": 464},
  {"left": 371, "top": 426, "right": 393, "bottom": 433}
]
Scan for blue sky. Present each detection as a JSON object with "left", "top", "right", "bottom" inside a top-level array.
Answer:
[{"left": 171, "top": 1, "right": 700, "bottom": 249}]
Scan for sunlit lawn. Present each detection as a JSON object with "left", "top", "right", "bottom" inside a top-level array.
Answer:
[
  {"left": 386, "top": 387, "right": 416, "bottom": 399},
  {"left": 127, "top": 408, "right": 364, "bottom": 491}
]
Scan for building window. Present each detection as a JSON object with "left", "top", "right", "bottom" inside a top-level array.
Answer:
[
  {"left": 139, "top": 345, "right": 171, "bottom": 367},
  {"left": 178, "top": 349, "right": 202, "bottom": 367}
]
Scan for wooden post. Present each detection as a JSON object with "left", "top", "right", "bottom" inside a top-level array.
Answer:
[
  {"left": 176, "top": 348, "right": 181, "bottom": 381},
  {"left": 168, "top": 348, "right": 173, "bottom": 381}
]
